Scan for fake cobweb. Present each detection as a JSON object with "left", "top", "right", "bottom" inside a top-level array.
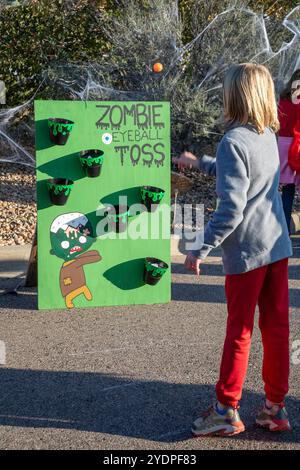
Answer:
[{"left": 0, "top": 0, "right": 299, "bottom": 168}]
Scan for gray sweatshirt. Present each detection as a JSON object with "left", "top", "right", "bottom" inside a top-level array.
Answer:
[{"left": 192, "top": 124, "right": 292, "bottom": 274}]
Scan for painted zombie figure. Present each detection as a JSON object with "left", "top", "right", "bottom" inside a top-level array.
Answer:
[{"left": 50, "top": 212, "right": 101, "bottom": 309}]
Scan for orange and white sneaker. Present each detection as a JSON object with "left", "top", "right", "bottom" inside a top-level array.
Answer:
[
  {"left": 191, "top": 403, "right": 245, "bottom": 437},
  {"left": 255, "top": 402, "right": 291, "bottom": 432}
]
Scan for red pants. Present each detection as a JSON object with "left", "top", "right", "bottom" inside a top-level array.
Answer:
[{"left": 216, "top": 258, "right": 290, "bottom": 407}]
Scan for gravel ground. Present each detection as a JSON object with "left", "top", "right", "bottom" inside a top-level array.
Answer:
[
  {"left": 1, "top": 162, "right": 300, "bottom": 246},
  {"left": 0, "top": 163, "right": 36, "bottom": 246}
]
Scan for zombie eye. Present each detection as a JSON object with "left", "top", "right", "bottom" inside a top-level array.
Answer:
[
  {"left": 61, "top": 241, "right": 70, "bottom": 249},
  {"left": 102, "top": 133, "right": 112, "bottom": 145},
  {"left": 79, "top": 236, "right": 87, "bottom": 244}
]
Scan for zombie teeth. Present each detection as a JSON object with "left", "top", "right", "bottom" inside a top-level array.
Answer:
[{"left": 70, "top": 246, "right": 82, "bottom": 254}]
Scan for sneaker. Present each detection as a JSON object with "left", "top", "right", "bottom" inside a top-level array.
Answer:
[
  {"left": 255, "top": 402, "right": 291, "bottom": 432},
  {"left": 191, "top": 404, "right": 245, "bottom": 437}
]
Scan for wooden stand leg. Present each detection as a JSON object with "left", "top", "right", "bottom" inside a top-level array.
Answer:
[{"left": 25, "top": 229, "right": 37, "bottom": 287}]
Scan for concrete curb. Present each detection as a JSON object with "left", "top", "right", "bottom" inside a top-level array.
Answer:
[{"left": 0, "top": 244, "right": 30, "bottom": 291}]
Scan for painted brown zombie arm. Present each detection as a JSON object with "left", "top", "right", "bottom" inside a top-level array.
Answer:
[{"left": 73, "top": 250, "right": 102, "bottom": 267}]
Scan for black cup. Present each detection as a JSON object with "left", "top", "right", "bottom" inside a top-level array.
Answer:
[
  {"left": 107, "top": 205, "right": 130, "bottom": 233},
  {"left": 79, "top": 149, "right": 104, "bottom": 177},
  {"left": 141, "top": 186, "right": 165, "bottom": 212},
  {"left": 48, "top": 118, "right": 74, "bottom": 145},
  {"left": 47, "top": 178, "right": 74, "bottom": 206},
  {"left": 144, "top": 257, "right": 168, "bottom": 285}
]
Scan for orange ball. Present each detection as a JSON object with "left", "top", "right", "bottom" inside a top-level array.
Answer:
[{"left": 153, "top": 62, "right": 164, "bottom": 73}]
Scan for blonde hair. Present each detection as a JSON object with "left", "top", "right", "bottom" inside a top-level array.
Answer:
[{"left": 223, "top": 63, "right": 279, "bottom": 134}]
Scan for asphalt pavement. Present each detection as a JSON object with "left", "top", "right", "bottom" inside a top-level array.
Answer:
[{"left": 0, "top": 240, "right": 299, "bottom": 450}]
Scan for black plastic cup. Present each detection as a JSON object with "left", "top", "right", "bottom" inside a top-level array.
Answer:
[
  {"left": 47, "top": 178, "right": 74, "bottom": 206},
  {"left": 107, "top": 205, "right": 130, "bottom": 233},
  {"left": 79, "top": 149, "right": 104, "bottom": 178},
  {"left": 48, "top": 118, "right": 74, "bottom": 145},
  {"left": 144, "top": 257, "right": 169, "bottom": 285},
  {"left": 141, "top": 186, "right": 165, "bottom": 212}
]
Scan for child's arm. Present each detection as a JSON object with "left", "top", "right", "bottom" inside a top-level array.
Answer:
[
  {"left": 172, "top": 152, "right": 216, "bottom": 176},
  {"left": 199, "top": 155, "right": 216, "bottom": 176},
  {"left": 191, "top": 138, "right": 249, "bottom": 260}
]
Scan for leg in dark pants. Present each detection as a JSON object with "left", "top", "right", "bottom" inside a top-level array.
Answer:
[{"left": 281, "top": 184, "right": 295, "bottom": 233}]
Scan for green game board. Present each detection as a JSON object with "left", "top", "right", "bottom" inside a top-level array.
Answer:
[{"left": 35, "top": 100, "right": 171, "bottom": 310}]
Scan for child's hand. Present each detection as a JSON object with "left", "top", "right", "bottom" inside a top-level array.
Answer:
[
  {"left": 172, "top": 151, "right": 199, "bottom": 170},
  {"left": 184, "top": 252, "right": 202, "bottom": 275}
]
